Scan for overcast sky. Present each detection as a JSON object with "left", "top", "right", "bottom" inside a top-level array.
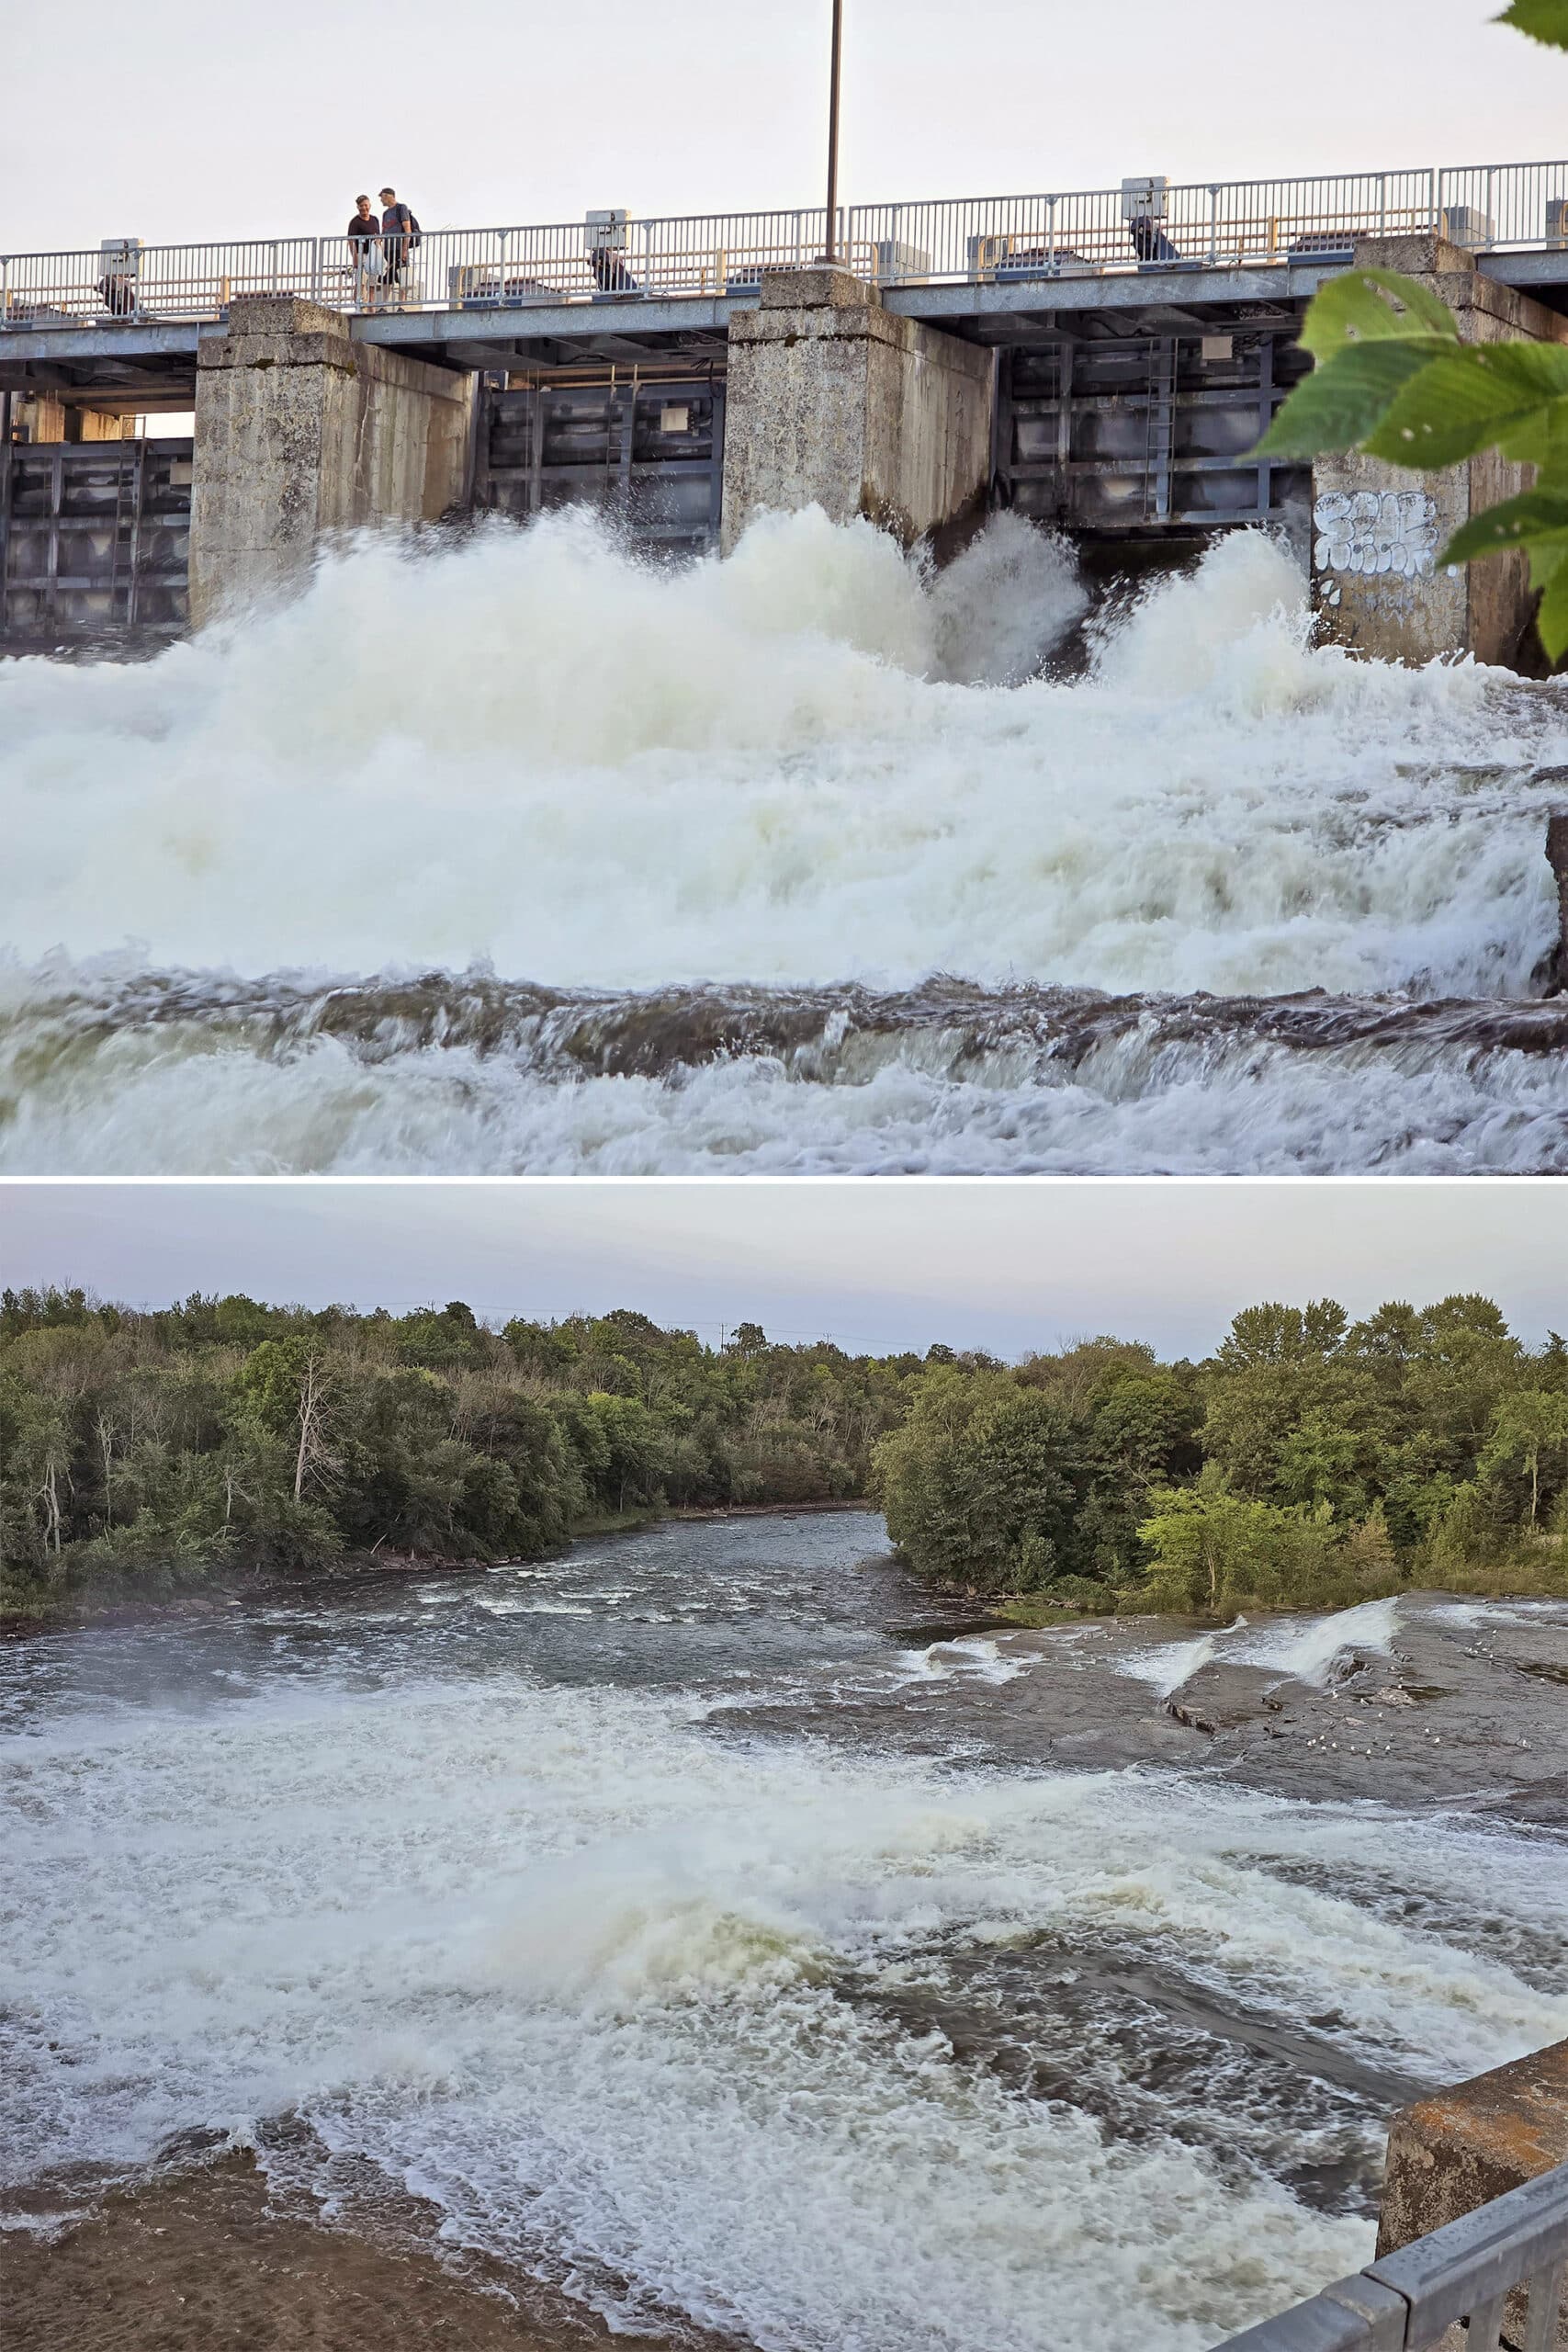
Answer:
[
  {"left": 6, "top": 1, "right": 1567, "bottom": 254},
  {"left": 3, "top": 1182, "right": 1562, "bottom": 1361}
]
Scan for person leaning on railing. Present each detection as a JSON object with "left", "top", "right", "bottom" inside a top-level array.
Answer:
[{"left": 346, "top": 195, "right": 382, "bottom": 302}]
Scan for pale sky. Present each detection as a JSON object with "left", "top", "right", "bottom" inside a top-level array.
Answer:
[
  {"left": 3, "top": 1182, "right": 1562, "bottom": 1360},
  {"left": 5, "top": 1, "right": 1568, "bottom": 255}
]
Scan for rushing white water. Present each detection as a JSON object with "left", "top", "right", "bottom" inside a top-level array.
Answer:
[
  {"left": 1118, "top": 1627, "right": 1234, "bottom": 1699},
  {"left": 6, "top": 1526, "right": 1568, "bottom": 2352},
  {"left": 889, "top": 1633, "right": 1031, "bottom": 1686},
  {"left": 6, "top": 504, "right": 1568, "bottom": 1171},
  {"left": 1230, "top": 1599, "right": 1404, "bottom": 1685},
  {"left": 1121, "top": 1601, "right": 1402, "bottom": 1698},
  {"left": 5, "top": 510, "right": 1559, "bottom": 989}
]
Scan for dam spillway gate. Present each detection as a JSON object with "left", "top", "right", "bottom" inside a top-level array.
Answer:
[
  {"left": 0, "top": 334, "right": 1309, "bottom": 651},
  {"left": 472, "top": 365, "right": 727, "bottom": 559},
  {"left": 993, "top": 330, "right": 1311, "bottom": 537},
  {"left": 0, "top": 435, "right": 191, "bottom": 650}
]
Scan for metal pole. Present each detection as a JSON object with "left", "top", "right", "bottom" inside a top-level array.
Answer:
[{"left": 825, "top": 0, "right": 843, "bottom": 262}]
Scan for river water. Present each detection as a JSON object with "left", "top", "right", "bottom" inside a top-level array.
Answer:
[
  {"left": 6, "top": 1512, "right": 1568, "bottom": 2352},
  {"left": 7, "top": 509, "right": 1568, "bottom": 1172}
]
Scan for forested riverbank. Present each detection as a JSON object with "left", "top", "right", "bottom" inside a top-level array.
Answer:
[{"left": 3, "top": 1284, "right": 1566, "bottom": 1621}]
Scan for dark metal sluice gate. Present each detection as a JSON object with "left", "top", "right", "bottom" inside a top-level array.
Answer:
[
  {"left": 0, "top": 333, "right": 1315, "bottom": 652},
  {"left": 472, "top": 367, "right": 727, "bottom": 559},
  {"left": 0, "top": 436, "right": 191, "bottom": 647},
  {"left": 993, "top": 333, "right": 1312, "bottom": 534}
]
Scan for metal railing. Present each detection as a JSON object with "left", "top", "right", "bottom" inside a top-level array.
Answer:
[
  {"left": 6, "top": 160, "right": 1568, "bottom": 330},
  {"left": 1213, "top": 2162, "right": 1568, "bottom": 2352}
]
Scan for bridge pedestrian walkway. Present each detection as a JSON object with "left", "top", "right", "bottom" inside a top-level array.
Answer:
[{"left": 7, "top": 159, "right": 1568, "bottom": 335}]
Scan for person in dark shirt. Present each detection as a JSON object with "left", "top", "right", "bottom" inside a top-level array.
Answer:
[
  {"left": 1129, "top": 213, "right": 1180, "bottom": 264},
  {"left": 379, "top": 187, "right": 414, "bottom": 291},
  {"left": 347, "top": 195, "right": 380, "bottom": 302}
]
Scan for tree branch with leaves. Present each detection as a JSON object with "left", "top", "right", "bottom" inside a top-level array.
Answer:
[{"left": 1258, "top": 1, "right": 1568, "bottom": 656}]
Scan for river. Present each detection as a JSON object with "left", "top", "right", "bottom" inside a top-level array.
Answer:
[
  {"left": 6, "top": 1510, "right": 1567, "bottom": 2352},
  {"left": 6, "top": 510, "right": 1568, "bottom": 1172}
]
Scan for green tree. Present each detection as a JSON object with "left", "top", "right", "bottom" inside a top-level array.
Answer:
[{"left": 1483, "top": 1389, "right": 1568, "bottom": 1526}]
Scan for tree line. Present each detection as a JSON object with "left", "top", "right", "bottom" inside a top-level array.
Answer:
[
  {"left": 2, "top": 1285, "right": 1564, "bottom": 1620},
  {"left": 0, "top": 1288, "right": 912, "bottom": 1616},
  {"left": 872, "top": 1297, "right": 1568, "bottom": 1613}
]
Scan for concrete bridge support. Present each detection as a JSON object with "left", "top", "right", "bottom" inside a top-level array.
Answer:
[
  {"left": 719, "top": 266, "right": 994, "bottom": 556},
  {"left": 1377, "top": 2037, "right": 1568, "bottom": 2349},
  {"left": 188, "top": 295, "right": 473, "bottom": 627},
  {"left": 1312, "top": 235, "right": 1568, "bottom": 666}
]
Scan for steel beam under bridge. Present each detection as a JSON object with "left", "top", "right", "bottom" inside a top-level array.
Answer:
[{"left": 6, "top": 253, "right": 1568, "bottom": 390}]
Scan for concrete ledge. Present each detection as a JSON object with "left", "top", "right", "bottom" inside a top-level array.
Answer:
[
  {"left": 732, "top": 293, "right": 995, "bottom": 383},
  {"left": 219, "top": 294, "right": 353, "bottom": 339},
  {"left": 197, "top": 331, "right": 357, "bottom": 374},
  {"left": 1378, "top": 2039, "right": 1568, "bottom": 2350},
  {"left": 1351, "top": 235, "right": 1568, "bottom": 345},
  {"left": 759, "top": 266, "right": 874, "bottom": 311}
]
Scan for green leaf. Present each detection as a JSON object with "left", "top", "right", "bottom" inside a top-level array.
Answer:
[
  {"left": 1442, "top": 489, "right": 1568, "bottom": 565},
  {"left": 1256, "top": 343, "right": 1438, "bottom": 458},
  {"left": 1298, "top": 267, "right": 1460, "bottom": 363},
  {"left": 1533, "top": 546, "right": 1568, "bottom": 662},
  {"left": 1363, "top": 342, "right": 1568, "bottom": 468},
  {"left": 1495, "top": 0, "right": 1568, "bottom": 50}
]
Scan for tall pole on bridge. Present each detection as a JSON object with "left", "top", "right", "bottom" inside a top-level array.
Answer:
[{"left": 824, "top": 0, "right": 844, "bottom": 262}]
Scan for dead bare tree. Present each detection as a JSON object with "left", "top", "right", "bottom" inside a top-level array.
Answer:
[
  {"left": 293, "top": 1350, "right": 340, "bottom": 1502},
  {"left": 94, "top": 1410, "right": 118, "bottom": 1528}
]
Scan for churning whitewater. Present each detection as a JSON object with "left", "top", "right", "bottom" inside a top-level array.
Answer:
[
  {"left": 6, "top": 506, "right": 1568, "bottom": 1170},
  {"left": 6, "top": 1520, "right": 1568, "bottom": 2352}
]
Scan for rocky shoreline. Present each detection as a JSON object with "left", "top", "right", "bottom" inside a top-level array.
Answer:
[{"left": 1, "top": 2149, "right": 709, "bottom": 2352}]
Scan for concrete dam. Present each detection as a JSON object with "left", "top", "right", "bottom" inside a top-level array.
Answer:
[{"left": 8, "top": 158, "right": 1568, "bottom": 665}]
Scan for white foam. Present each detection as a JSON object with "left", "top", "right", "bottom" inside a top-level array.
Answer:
[
  {"left": 1, "top": 508, "right": 1561, "bottom": 999},
  {"left": 1119, "top": 1603, "right": 1402, "bottom": 1698},
  {"left": 1231, "top": 1599, "right": 1404, "bottom": 1686},
  {"left": 890, "top": 1634, "right": 1030, "bottom": 1687},
  {"left": 6, "top": 1639, "right": 1568, "bottom": 2352},
  {"left": 1117, "top": 1627, "right": 1234, "bottom": 1699},
  {"left": 10, "top": 1007, "right": 1568, "bottom": 1174}
]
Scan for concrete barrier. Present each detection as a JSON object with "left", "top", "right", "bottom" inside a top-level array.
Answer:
[
  {"left": 1378, "top": 2038, "right": 1568, "bottom": 2350},
  {"left": 188, "top": 296, "right": 473, "bottom": 627},
  {"left": 720, "top": 266, "right": 995, "bottom": 556}
]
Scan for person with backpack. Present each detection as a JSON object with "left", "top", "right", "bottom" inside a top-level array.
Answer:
[{"left": 378, "top": 188, "right": 421, "bottom": 298}]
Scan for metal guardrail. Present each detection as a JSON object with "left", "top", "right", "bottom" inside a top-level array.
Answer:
[
  {"left": 6, "top": 162, "right": 1568, "bottom": 330},
  {"left": 1213, "top": 2163, "right": 1568, "bottom": 2352}
]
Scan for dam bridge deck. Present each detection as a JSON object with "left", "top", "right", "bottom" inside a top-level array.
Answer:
[
  {"left": 6, "top": 156, "right": 1567, "bottom": 653},
  {"left": 8, "top": 158, "right": 1568, "bottom": 409}
]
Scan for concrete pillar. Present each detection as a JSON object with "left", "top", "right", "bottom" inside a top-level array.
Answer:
[
  {"left": 1313, "top": 235, "right": 1568, "bottom": 666},
  {"left": 1377, "top": 2038, "right": 1568, "bottom": 2350},
  {"left": 720, "top": 267, "right": 995, "bottom": 556},
  {"left": 18, "top": 393, "right": 66, "bottom": 443},
  {"left": 189, "top": 294, "right": 474, "bottom": 627}
]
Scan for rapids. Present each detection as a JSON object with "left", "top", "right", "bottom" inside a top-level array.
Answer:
[
  {"left": 6, "top": 1515, "right": 1568, "bottom": 2352},
  {"left": 6, "top": 509, "right": 1568, "bottom": 1171}
]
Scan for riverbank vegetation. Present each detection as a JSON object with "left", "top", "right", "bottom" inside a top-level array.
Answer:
[
  {"left": 873, "top": 1298, "right": 1568, "bottom": 1613},
  {"left": 3, "top": 1286, "right": 1565, "bottom": 1621},
  {"left": 0, "top": 1290, "right": 910, "bottom": 1620}
]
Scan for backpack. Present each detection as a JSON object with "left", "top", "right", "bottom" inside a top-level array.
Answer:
[{"left": 405, "top": 209, "right": 422, "bottom": 251}]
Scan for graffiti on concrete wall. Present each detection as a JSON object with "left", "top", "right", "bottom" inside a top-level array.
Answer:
[{"left": 1313, "top": 488, "right": 1439, "bottom": 606}]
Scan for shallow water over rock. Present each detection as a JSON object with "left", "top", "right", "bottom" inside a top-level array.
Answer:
[{"left": 4, "top": 1513, "right": 1566, "bottom": 2352}]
